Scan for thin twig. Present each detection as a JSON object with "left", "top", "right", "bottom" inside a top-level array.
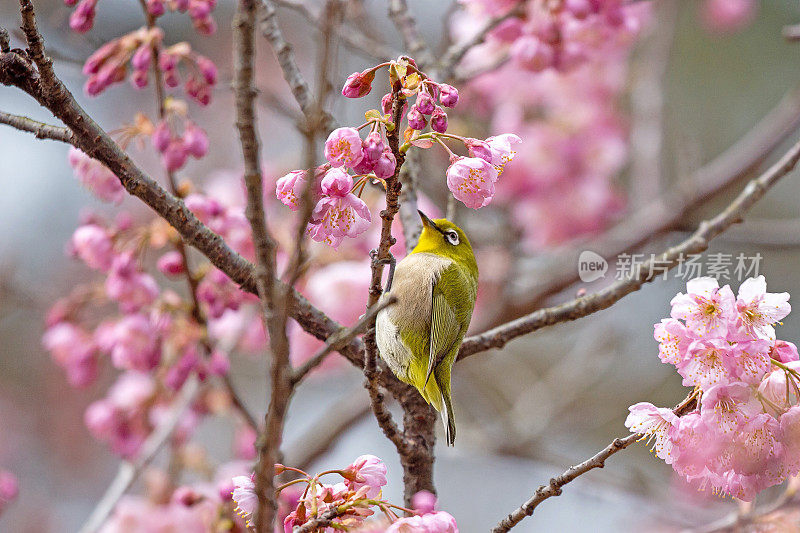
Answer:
[
  {"left": 258, "top": 0, "right": 334, "bottom": 128},
  {"left": 436, "top": 6, "right": 522, "bottom": 78},
  {"left": 77, "top": 378, "right": 200, "bottom": 533},
  {"left": 0, "top": 110, "right": 74, "bottom": 143},
  {"left": 491, "top": 392, "right": 698, "bottom": 532},
  {"left": 459, "top": 134, "right": 800, "bottom": 360},
  {"left": 294, "top": 506, "right": 345, "bottom": 533},
  {"left": 292, "top": 297, "right": 396, "bottom": 384},
  {"left": 273, "top": 0, "right": 396, "bottom": 61},
  {"left": 388, "top": 0, "right": 433, "bottom": 66}
]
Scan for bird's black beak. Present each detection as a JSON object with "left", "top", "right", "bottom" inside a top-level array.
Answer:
[{"left": 418, "top": 210, "right": 442, "bottom": 233}]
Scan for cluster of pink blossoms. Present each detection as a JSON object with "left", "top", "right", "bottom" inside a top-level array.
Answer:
[
  {"left": 625, "top": 276, "right": 800, "bottom": 501},
  {"left": 82, "top": 27, "right": 217, "bottom": 104},
  {"left": 275, "top": 57, "right": 520, "bottom": 247},
  {"left": 65, "top": 0, "right": 217, "bottom": 35},
  {"left": 231, "top": 455, "right": 458, "bottom": 532}
]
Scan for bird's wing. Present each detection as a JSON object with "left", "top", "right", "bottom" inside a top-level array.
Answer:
[{"left": 425, "top": 278, "right": 463, "bottom": 385}]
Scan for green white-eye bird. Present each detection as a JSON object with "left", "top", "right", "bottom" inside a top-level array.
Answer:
[{"left": 375, "top": 211, "right": 478, "bottom": 446}]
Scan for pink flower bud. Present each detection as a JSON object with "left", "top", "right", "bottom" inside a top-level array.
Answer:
[
  {"left": 412, "top": 490, "right": 437, "bottom": 514},
  {"left": 438, "top": 84, "right": 459, "bottom": 108},
  {"left": 183, "top": 123, "right": 209, "bottom": 158},
  {"left": 70, "top": 223, "right": 114, "bottom": 271},
  {"left": 146, "top": 0, "right": 165, "bottom": 16},
  {"left": 415, "top": 92, "right": 435, "bottom": 115},
  {"left": 162, "top": 139, "right": 188, "bottom": 172},
  {"left": 172, "top": 486, "right": 200, "bottom": 506},
  {"left": 64, "top": 0, "right": 79, "bottom": 5},
  {"left": 69, "top": 0, "right": 96, "bottom": 33},
  {"left": 163, "top": 69, "right": 180, "bottom": 88},
  {"left": 195, "top": 55, "right": 217, "bottom": 85},
  {"left": 133, "top": 68, "right": 150, "bottom": 88},
  {"left": 175, "top": 0, "right": 190, "bottom": 10},
  {"left": 159, "top": 52, "right": 178, "bottom": 72},
  {"left": 131, "top": 45, "right": 152, "bottom": 71},
  {"left": 511, "top": 35, "right": 556, "bottom": 72},
  {"left": 83, "top": 41, "right": 118, "bottom": 75},
  {"left": 157, "top": 251, "right": 185, "bottom": 276},
  {"left": 373, "top": 149, "right": 396, "bottom": 180},
  {"left": 193, "top": 15, "right": 217, "bottom": 35},
  {"left": 407, "top": 106, "right": 427, "bottom": 130},
  {"left": 362, "top": 132, "right": 386, "bottom": 164},
  {"left": 84, "top": 400, "right": 118, "bottom": 437},
  {"left": 430, "top": 106, "right": 448, "bottom": 133},
  {"left": 320, "top": 167, "right": 353, "bottom": 197},
  {"left": 188, "top": 0, "right": 212, "bottom": 18},
  {"left": 342, "top": 69, "right": 375, "bottom": 98},
  {"left": 151, "top": 121, "right": 171, "bottom": 152}
]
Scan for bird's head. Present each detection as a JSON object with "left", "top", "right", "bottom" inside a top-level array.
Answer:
[{"left": 412, "top": 211, "right": 478, "bottom": 274}]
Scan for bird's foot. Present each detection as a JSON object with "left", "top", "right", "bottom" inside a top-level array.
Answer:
[{"left": 370, "top": 249, "right": 397, "bottom": 292}]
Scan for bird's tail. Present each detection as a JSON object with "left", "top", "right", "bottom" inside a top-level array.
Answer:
[{"left": 439, "top": 382, "right": 456, "bottom": 446}]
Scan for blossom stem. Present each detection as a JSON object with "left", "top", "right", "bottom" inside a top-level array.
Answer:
[
  {"left": 431, "top": 134, "right": 457, "bottom": 159},
  {"left": 274, "top": 477, "right": 309, "bottom": 493}
]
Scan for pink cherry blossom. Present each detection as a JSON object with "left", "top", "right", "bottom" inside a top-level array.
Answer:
[
  {"left": 307, "top": 168, "right": 371, "bottom": 248},
  {"left": 780, "top": 406, "right": 800, "bottom": 475},
  {"left": 732, "top": 275, "right": 790, "bottom": 340},
  {"left": 670, "top": 277, "right": 735, "bottom": 338},
  {"left": 699, "top": 382, "right": 761, "bottom": 434},
  {"left": 484, "top": 134, "right": 522, "bottom": 176},
  {"left": 446, "top": 156, "right": 498, "bottom": 209},
  {"left": 276, "top": 170, "right": 306, "bottom": 211},
  {"left": 625, "top": 402, "right": 678, "bottom": 463},
  {"left": 68, "top": 147, "right": 126, "bottom": 204},
  {"left": 42, "top": 322, "right": 99, "bottom": 387},
  {"left": 653, "top": 318, "right": 693, "bottom": 366},
  {"left": 344, "top": 454, "right": 387, "bottom": 498},
  {"left": 675, "top": 338, "right": 734, "bottom": 390},
  {"left": 197, "top": 268, "right": 244, "bottom": 318},
  {"left": 669, "top": 411, "right": 716, "bottom": 480},
  {"left": 100, "top": 314, "right": 161, "bottom": 372},
  {"left": 231, "top": 474, "right": 257, "bottom": 526},
  {"left": 105, "top": 253, "right": 159, "bottom": 313},
  {"left": 324, "top": 127, "right": 364, "bottom": 168},
  {"left": 157, "top": 250, "right": 185, "bottom": 276},
  {"left": 70, "top": 223, "right": 115, "bottom": 271}
]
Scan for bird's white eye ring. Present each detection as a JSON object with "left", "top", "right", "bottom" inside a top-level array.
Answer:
[{"left": 445, "top": 231, "right": 459, "bottom": 245}]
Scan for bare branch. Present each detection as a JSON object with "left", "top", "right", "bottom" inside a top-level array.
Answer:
[
  {"left": 437, "top": 6, "right": 522, "bottom": 78},
  {"left": 489, "top": 86, "right": 800, "bottom": 328},
  {"left": 258, "top": 0, "right": 334, "bottom": 128},
  {"left": 77, "top": 378, "right": 200, "bottom": 533},
  {"left": 0, "top": 110, "right": 75, "bottom": 143},
  {"left": 398, "top": 149, "right": 423, "bottom": 249},
  {"left": 388, "top": 0, "right": 433, "bottom": 66},
  {"left": 492, "top": 393, "right": 698, "bottom": 532},
  {"left": 293, "top": 297, "right": 396, "bottom": 384},
  {"left": 273, "top": 0, "right": 396, "bottom": 61},
  {"left": 459, "top": 134, "right": 800, "bottom": 360}
]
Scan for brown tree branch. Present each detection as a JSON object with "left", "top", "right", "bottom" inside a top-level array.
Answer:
[
  {"left": 493, "top": 85, "right": 800, "bottom": 324},
  {"left": 233, "top": 0, "right": 292, "bottom": 530},
  {"left": 459, "top": 134, "right": 800, "bottom": 361},
  {"left": 388, "top": 0, "right": 433, "bottom": 66},
  {"left": 0, "top": 110, "right": 74, "bottom": 143},
  {"left": 292, "top": 297, "right": 396, "bottom": 385},
  {"left": 492, "top": 392, "right": 698, "bottom": 532},
  {"left": 294, "top": 506, "right": 346, "bottom": 533}
]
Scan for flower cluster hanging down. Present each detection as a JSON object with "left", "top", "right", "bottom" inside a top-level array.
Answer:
[
  {"left": 231, "top": 455, "right": 458, "bottom": 532},
  {"left": 626, "top": 276, "right": 799, "bottom": 501},
  {"left": 275, "top": 56, "right": 521, "bottom": 248}
]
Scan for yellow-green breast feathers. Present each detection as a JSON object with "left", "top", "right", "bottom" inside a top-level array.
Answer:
[{"left": 374, "top": 212, "right": 478, "bottom": 445}]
